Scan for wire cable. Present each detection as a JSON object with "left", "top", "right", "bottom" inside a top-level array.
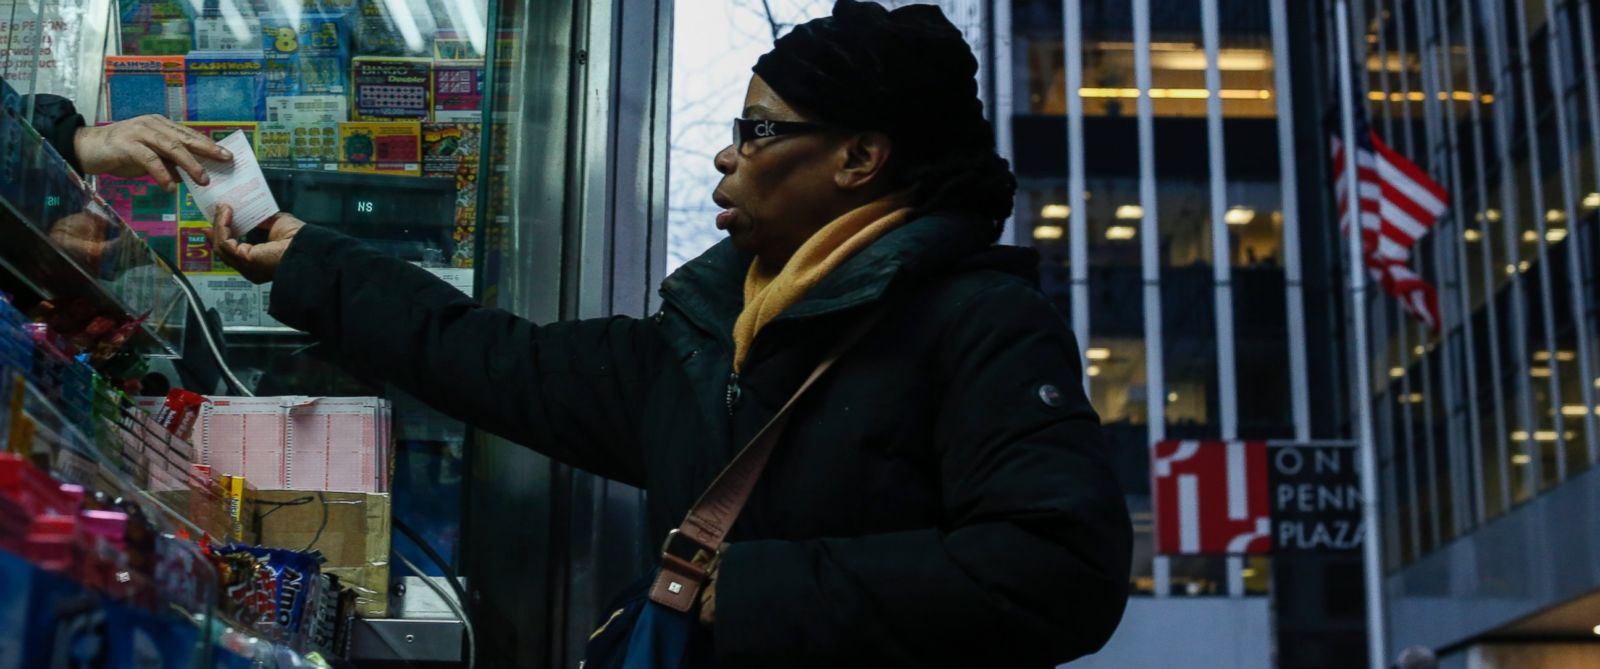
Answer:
[
  {"left": 397, "top": 551, "right": 476, "bottom": 669},
  {"left": 393, "top": 518, "right": 469, "bottom": 611},
  {"left": 169, "top": 269, "right": 254, "bottom": 397}
]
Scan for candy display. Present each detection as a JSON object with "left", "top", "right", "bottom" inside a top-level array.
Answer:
[{"left": 0, "top": 297, "right": 364, "bottom": 667}]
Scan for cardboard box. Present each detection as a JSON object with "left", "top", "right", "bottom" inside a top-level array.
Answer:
[{"left": 251, "top": 490, "right": 391, "bottom": 618}]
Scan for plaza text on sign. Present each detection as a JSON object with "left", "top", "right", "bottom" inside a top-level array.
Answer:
[
  {"left": 1151, "top": 440, "right": 1272, "bottom": 555},
  {"left": 1268, "top": 445, "right": 1363, "bottom": 552}
]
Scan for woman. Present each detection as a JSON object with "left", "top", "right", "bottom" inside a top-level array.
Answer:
[{"left": 210, "top": 2, "right": 1132, "bottom": 666}]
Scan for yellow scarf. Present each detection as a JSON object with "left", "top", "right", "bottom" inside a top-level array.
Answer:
[{"left": 733, "top": 197, "right": 912, "bottom": 372}]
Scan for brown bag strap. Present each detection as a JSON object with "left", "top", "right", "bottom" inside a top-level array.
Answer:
[{"left": 648, "top": 310, "right": 885, "bottom": 612}]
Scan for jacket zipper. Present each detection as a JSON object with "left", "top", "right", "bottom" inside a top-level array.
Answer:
[{"left": 725, "top": 371, "right": 741, "bottom": 414}]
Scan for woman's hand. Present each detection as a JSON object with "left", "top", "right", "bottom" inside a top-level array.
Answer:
[
  {"left": 207, "top": 205, "right": 307, "bottom": 284},
  {"left": 74, "top": 115, "right": 233, "bottom": 192}
]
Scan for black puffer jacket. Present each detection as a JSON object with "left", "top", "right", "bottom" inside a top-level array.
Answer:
[{"left": 269, "top": 211, "right": 1133, "bottom": 667}]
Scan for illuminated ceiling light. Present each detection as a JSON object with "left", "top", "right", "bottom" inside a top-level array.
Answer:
[
  {"left": 1085, "top": 347, "right": 1112, "bottom": 361},
  {"left": 1522, "top": 230, "right": 1538, "bottom": 242},
  {"left": 1095, "top": 40, "right": 1201, "bottom": 52},
  {"left": 1584, "top": 192, "right": 1600, "bottom": 209},
  {"left": 1033, "top": 225, "right": 1065, "bottom": 241},
  {"left": 1531, "top": 366, "right": 1552, "bottom": 378},
  {"left": 1547, "top": 209, "right": 1568, "bottom": 224},
  {"left": 1150, "top": 49, "right": 1273, "bottom": 71},
  {"left": 1477, "top": 209, "right": 1502, "bottom": 223},
  {"left": 1548, "top": 228, "right": 1568, "bottom": 242},
  {"left": 1512, "top": 453, "right": 1532, "bottom": 465},
  {"left": 1080, "top": 87, "right": 1275, "bottom": 100},
  {"left": 1224, "top": 206, "right": 1256, "bottom": 226},
  {"left": 1271, "top": 211, "right": 1284, "bottom": 224},
  {"left": 1534, "top": 350, "right": 1576, "bottom": 362},
  {"left": 1413, "top": 345, "right": 1424, "bottom": 356},
  {"left": 1106, "top": 225, "right": 1138, "bottom": 240},
  {"left": 1086, "top": 364, "right": 1102, "bottom": 377},
  {"left": 1390, "top": 367, "right": 1405, "bottom": 378},
  {"left": 1240, "top": 568, "right": 1258, "bottom": 578},
  {"left": 1402, "top": 392, "right": 1423, "bottom": 403},
  {"left": 1505, "top": 264, "right": 1518, "bottom": 275},
  {"left": 1116, "top": 205, "right": 1145, "bottom": 220},
  {"left": 1041, "top": 204, "right": 1071, "bottom": 219},
  {"left": 1167, "top": 392, "right": 1179, "bottom": 402},
  {"left": 1560, "top": 405, "right": 1596, "bottom": 417},
  {"left": 1591, "top": 624, "right": 1600, "bottom": 636},
  {"left": 1520, "top": 260, "right": 1531, "bottom": 273},
  {"left": 1464, "top": 229, "right": 1481, "bottom": 242}
]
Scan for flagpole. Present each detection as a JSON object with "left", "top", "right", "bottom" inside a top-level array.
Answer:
[{"left": 1333, "top": 1, "right": 1388, "bottom": 667}]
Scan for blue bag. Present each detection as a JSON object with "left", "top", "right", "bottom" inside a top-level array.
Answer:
[{"left": 582, "top": 574, "right": 709, "bottom": 669}]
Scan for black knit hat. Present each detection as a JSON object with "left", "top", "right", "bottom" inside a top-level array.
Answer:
[
  {"left": 752, "top": 0, "right": 1016, "bottom": 234},
  {"left": 753, "top": 0, "right": 988, "bottom": 165}
]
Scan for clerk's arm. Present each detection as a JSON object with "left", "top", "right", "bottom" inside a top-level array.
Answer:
[
  {"left": 17, "top": 90, "right": 232, "bottom": 190},
  {"left": 206, "top": 207, "right": 657, "bottom": 485}
]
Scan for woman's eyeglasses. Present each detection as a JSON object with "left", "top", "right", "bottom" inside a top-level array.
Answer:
[{"left": 732, "top": 118, "right": 829, "bottom": 147}]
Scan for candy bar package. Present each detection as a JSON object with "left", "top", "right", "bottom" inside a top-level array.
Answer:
[{"left": 225, "top": 546, "right": 324, "bottom": 648}]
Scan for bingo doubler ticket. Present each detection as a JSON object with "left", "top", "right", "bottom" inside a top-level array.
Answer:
[{"left": 177, "top": 130, "right": 281, "bottom": 236}]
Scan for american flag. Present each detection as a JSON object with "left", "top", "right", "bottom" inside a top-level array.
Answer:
[{"left": 1329, "top": 105, "right": 1449, "bottom": 331}]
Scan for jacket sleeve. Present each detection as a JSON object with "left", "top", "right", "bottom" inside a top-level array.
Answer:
[
  {"left": 268, "top": 224, "right": 658, "bottom": 485},
  {"left": 21, "top": 93, "right": 86, "bottom": 173},
  {"left": 713, "top": 280, "right": 1132, "bottom": 667}
]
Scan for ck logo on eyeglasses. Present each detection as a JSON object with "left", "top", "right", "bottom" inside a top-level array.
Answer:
[{"left": 754, "top": 120, "right": 776, "bottom": 137}]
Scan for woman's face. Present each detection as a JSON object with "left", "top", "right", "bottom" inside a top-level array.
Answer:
[{"left": 713, "top": 75, "right": 855, "bottom": 267}]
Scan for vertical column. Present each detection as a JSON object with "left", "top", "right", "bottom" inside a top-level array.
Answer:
[
  {"left": 1270, "top": 0, "right": 1311, "bottom": 445},
  {"left": 1578, "top": 0, "right": 1600, "bottom": 467},
  {"left": 1394, "top": 0, "right": 1446, "bottom": 551},
  {"left": 1335, "top": 3, "right": 1390, "bottom": 664},
  {"left": 1508, "top": 0, "right": 1568, "bottom": 483},
  {"left": 1064, "top": 0, "right": 1090, "bottom": 391},
  {"left": 1479, "top": 0, "right": 1542, "bottom": 500},
  {"left": 1365, "top": 0, "right": 1407, "bottom": 571},
  {"left": 992, "top": 0, "right": 1018, "bottom": 247},
  {"left": 1133, "top": 0, "right": 1171, "bottom": 601},
  {"left": 1541, "top": 0, "right": 1600, "bottom": 464},
  {"left": 1432, "top": 0, "right": 1489, "bottom": 528},
  {"left": 1416, "top": 0, "right": 1471, "bottom": 539},
  {"left": 1199, "top": 0, "right": 1244, "bottom": 598},
  {"left": 1462, "top": 0, "right": 1513, "bottom": 517}
]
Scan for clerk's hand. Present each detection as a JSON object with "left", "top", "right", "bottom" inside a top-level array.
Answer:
[
  {"left": 74, "top": 115, "right": 233, "bottom": 192},
  {"left": 207, "top": 205, "right": 306, "bottom": 284}
]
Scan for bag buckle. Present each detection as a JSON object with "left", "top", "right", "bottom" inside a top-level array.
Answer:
[
  {"left": 659, "top": 529, "right": 719, "bottom": 571},
  {"left": 650, "top": 530, "right": 719, "bottom": 611}
]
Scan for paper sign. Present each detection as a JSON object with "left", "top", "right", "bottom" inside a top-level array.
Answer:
[{"left": 177, "top": 130, "right": 280, "bottom": 236}]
